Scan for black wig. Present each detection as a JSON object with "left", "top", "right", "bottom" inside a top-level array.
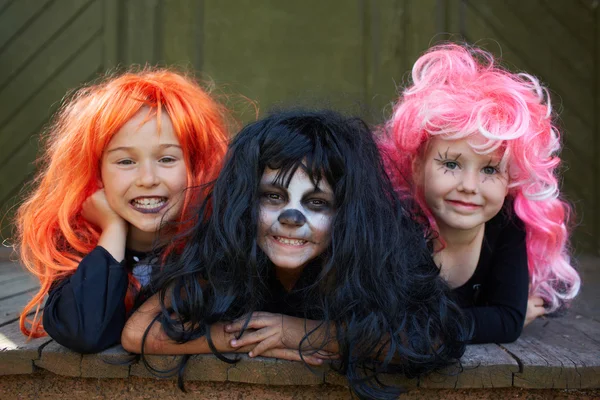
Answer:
[{"left": 148, "top": 109, "right": 468, "bottom": 399}]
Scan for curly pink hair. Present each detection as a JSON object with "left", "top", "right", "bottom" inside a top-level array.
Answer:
[{"left": 381, "top": 43, "right": 580, "bottom": 312}]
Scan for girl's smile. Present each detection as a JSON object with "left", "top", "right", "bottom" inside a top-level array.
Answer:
[
  {"left": 101, "top": 107, "right": 188, "bottom": 249},
  {"left": 257, "top": 167, "right": 334, "bottom": 273},
  {"left": 417, "top": 137, "right": 509, "bottom": 234}
]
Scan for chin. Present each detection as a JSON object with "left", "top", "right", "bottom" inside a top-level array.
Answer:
[{"left": 269, "top": 256, "right": 310, "bottom": 270}]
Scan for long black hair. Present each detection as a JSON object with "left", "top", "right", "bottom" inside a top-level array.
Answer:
[{"left": 147, "top": 109, "right": 468, "bottom": 398}]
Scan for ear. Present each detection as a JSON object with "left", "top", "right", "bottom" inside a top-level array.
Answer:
[{"left": 96, "top": 177, "right": 104, "bottom": 189}]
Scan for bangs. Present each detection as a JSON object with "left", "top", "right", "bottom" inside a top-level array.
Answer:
[{"left": 259, "top": 118, "right": 344, "bottom": 190}]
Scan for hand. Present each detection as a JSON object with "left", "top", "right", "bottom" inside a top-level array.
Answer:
[
  {"left": 524, "top": 296, "right": 546, "bottom": 327},
  {"left": 224, "top": 312, "right": 338, "bottom": 365},
  {"left": 82, "top": 189, "right": 126, "bottom": 231}
]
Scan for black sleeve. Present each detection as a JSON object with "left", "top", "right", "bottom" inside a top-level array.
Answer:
[
  {"left": 463, "top": 218, "right": 529, "bottom": 344},
  {"left": 43, "top": 246, "right": 128, "bottom": 353}
]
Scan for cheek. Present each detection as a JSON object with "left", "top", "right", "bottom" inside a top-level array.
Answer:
[
  {"left": 166, "top": 165, "right": 189, "bottom": 193},
  {"left": 306, "top": 213, "right": 333, "bottom": 239},
  {"left": 258, "top": 207, "right": 278, "bottom": 232}
]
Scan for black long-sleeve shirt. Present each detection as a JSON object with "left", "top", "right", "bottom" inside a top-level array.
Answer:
[
  {"left": 43, "top": 246, "right": 151, "bottom": 353},
  {"left": 452, "top": 210, "right": 529, "bottom": 344}
]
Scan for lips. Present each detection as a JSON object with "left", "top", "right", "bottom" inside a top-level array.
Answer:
[
  {"left": 130, "top": 196, "right": 168, "bottom": 214},
  {"left": 446, "top": 199, "right": 482, "bottom": 209}
]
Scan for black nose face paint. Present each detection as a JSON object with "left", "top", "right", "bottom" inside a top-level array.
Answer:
[{"left": 278, "top": 209, "right": 307, "bottom": 226}]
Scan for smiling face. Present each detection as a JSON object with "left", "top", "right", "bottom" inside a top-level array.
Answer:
[
  {"left": 101, "top": 107, "right": 188, "bottom": 249},
  {"left": 257, "top": 167, "right": 334, "bottom": 273},
  {"left": 418, "top": 137, "right": 509, "bottom": 235}
]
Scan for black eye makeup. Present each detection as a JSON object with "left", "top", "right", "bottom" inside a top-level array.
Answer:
[{"left": 433, "top": 148, "right": 462, "bottom": 176}]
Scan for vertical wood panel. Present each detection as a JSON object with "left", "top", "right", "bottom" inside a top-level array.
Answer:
[
  {"left": 162, "top": 0, "right": 203, "bottom": 69},
  {"left": 363, "top": 0, "right": 409, "bottom": 122},
  {"left": 124, "top": 0, "right": 161, "bottom": 65},
  {"left": 203, "top": 0, "right": 365, "bottom": 122},
  {"left": 445, "top": 0, "right": 598, "bottom": 252},
  {"left": 103, "top": 0, "right": 120, "bottom": 69},
  {"left": 590, "top": 2, "right": 600, "bottom": 254}
]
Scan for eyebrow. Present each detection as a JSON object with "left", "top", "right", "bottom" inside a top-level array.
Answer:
[{"left": 106, "top": 144, "right": 182, "bottom": 154}]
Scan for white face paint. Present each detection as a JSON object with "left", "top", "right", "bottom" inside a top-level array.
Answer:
[{"left": 257, "top": 167, "right": 334, "bottom": 273}]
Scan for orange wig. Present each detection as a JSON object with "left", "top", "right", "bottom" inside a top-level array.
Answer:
[{"left": 16, "top": 69, "right": 229, "bottom": 338}]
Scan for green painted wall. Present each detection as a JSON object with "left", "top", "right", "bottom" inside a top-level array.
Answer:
[{"left": 0, "top": 0, "right": 598, "bottom": 252}]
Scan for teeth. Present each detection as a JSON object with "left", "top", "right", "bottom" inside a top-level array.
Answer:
[
  {"left": 132, "top": 197, "right": 166, "bottom": 209},
  {"left": 275, "top": 236, "right": 307, "bottom": 246}
]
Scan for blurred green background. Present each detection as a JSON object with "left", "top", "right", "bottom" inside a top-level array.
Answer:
[{"left": 0, "top": 0, "right": 598, "bottom": 254}]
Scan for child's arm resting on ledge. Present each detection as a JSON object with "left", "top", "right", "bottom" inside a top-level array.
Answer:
[{"left": 121, "top": 292, "right": 328, "bottom": 365}]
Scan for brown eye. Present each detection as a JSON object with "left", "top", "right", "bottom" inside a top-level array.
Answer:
[
  {"left": 261, "top": 192, "right": 284, "bottom": 205},
  {"left": 306, "top": 199, "right": 330, "bottom": 210}
]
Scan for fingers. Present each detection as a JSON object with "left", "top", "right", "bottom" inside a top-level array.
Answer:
[
  {"left": 229, "top": 327, "right": 273, "bottom": 349},
  {"left": 225, "top": 312, "right": 277, "bottom": 333},
  {"left": 249, "top": 334, "right": 281, "bottom": 357},
  {"left": 529, "top": 296, "right": 545, "bottom": 307}
]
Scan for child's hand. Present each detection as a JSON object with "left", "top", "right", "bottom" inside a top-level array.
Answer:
[
  {"left": 524, "top": 296, "right": 546, "bottom": 327},
  {"left": 82, "top": 189, "right": 126, "bottom": 231},
  {"left": 224, "top": 312, "right": 337, "bottom": 365}
]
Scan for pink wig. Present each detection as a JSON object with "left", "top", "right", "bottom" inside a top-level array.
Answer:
[{"left": 381, "top": 43, "right": 580, "bottom": 312}]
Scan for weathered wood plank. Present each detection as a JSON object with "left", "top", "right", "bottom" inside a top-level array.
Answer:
[
  {"left": 503, "top": 315, "right": 600, "bottom": 388},
  {"left": 81, "top": 344, "right": 132, "bottom": 378},
  {"left": 420, "top": 343, "right": 519, "bottom": 388},
  {"left": 0, "top": 261, "right": 28, "bottom": 283},
  {"left": 0, "top": 319, "right": 52, "bottom": 375},
  {"left": 0, "top": 291, "right": 36, "bottom": 326},
  {"left": 0, "top": 0, "right": 95, "bottom": 90},
  {"left": 35, "top": 340, "right": 82, "bottom": 377},
  {"left": 0, "top": 0, "right": 53, "bottom": 50},
  {"left": 0, "top": 274, "right": 37, "bottom": 300},
  {"left": 0, "top": 0, "right": 102, "bottom": 130},
  {"left": 0, "top": 34, "right": 104, "bottom": 201}
]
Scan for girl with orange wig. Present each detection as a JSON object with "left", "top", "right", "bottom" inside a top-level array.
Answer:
[{"left": 16, "top": 69, "right": 229, "bottom": 353}]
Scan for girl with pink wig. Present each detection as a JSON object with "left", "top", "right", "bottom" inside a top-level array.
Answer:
[{"left": 381, "top": 43, "right": 580, "bottom": 343}]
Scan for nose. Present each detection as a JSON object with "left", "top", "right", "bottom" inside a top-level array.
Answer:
[
  {"left": 458, "top": 169, "right": 478, "bottom": 194},
  {"left": 278, "top": 209, "right": 307, "bottom": 226},
  {"left": 136, "top": 162, "right": 160, "bottom": 187}
]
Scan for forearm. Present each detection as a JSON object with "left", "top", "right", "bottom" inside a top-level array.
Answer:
[{"left": 121, "top": 291, "right": 251, "bottom": 355}]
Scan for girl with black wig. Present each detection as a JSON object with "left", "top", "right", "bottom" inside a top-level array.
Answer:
[{"left": 121, "top": 109, "right": 468, "bottom": 398}]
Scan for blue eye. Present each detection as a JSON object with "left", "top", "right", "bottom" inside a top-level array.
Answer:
[
  {"left": 482, "top": 166, "right": 498, "bottom": 175},
  {"left": 444, "top": 161, "right": 459, "bottom": 170}
]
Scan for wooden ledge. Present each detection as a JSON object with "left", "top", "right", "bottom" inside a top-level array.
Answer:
[
  {"left": 2, "top": 314, "right": 599, "bottom": 390},
  {"left": 2, "top": 256, "right": 599, "bottom": 392}
]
